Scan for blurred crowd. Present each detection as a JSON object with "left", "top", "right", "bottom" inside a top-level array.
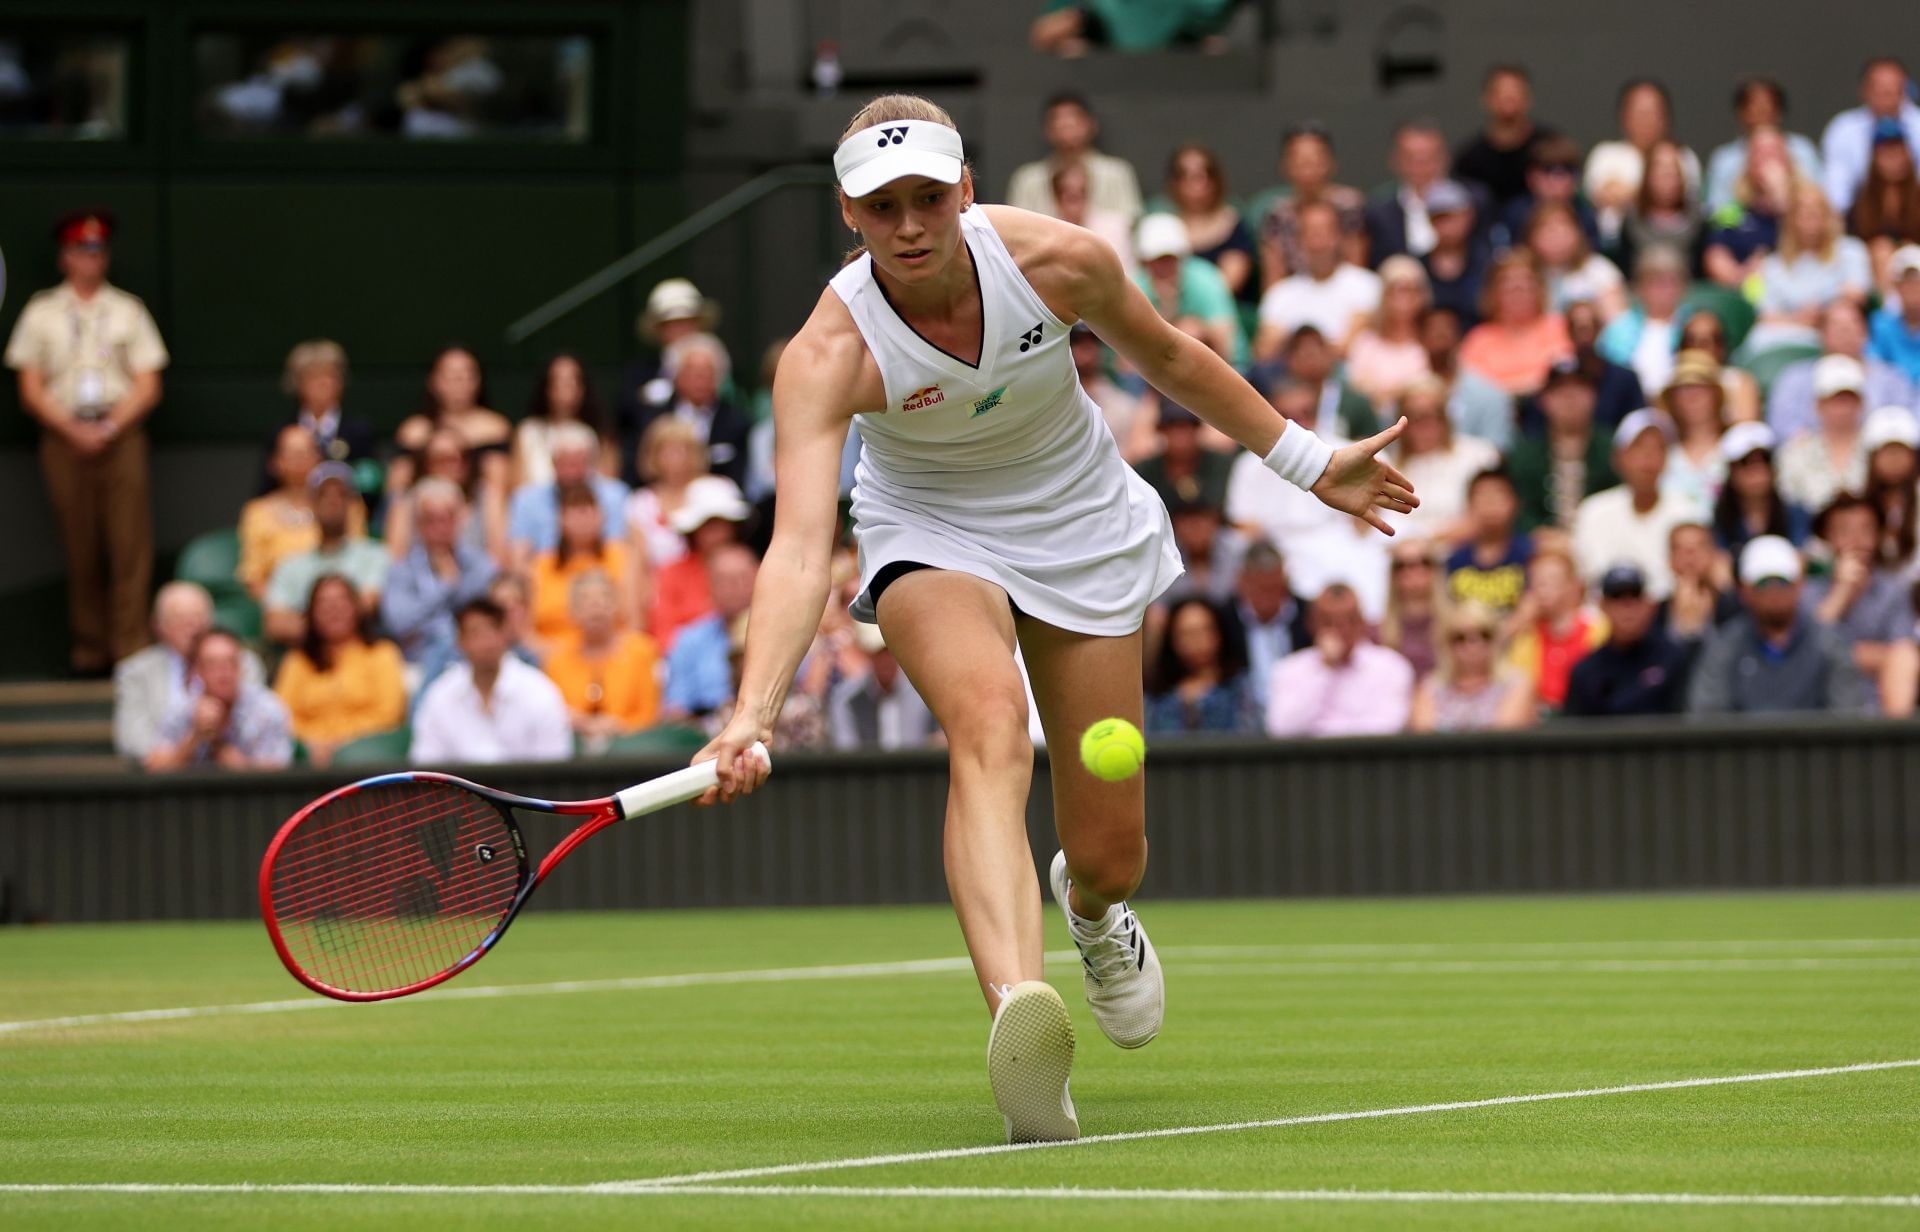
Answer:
[{"left": 11, "top": 54, "right": 1920, "bottom": 772}]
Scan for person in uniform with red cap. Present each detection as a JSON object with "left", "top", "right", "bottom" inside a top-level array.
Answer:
[{"left": 4, "top": 210, "right": 169, "bottom": 675}]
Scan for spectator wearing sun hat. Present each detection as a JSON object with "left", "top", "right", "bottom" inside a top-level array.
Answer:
[
  {"left": 1572, "top": 408, "right": 1694, "bottom": 598},
  {"left": 1776, "top": 354, "right": 1869, "bottom": 513},
  {"left": 1134, "top": 213, "right": 1245, "bottom": 367},
  {"left": 1712, "top": 420, "right": 1812, "bottom": 559},
  {"left": 1869, "top": 244, "right": 1920, "bottom": 384},
  {"left": 1687, "top": 535, "right": 1863, "bottom": 714},
  {"left": 1657, "top": 349, "right": 1730, "bottom": 517},
  {"left": 649, "top": 474, "right": 753, "bottom": 650}
]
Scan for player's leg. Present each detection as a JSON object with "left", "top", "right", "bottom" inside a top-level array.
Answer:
[{"left": 1017, "top": 615, "right": 1164, "bottom": 1049}]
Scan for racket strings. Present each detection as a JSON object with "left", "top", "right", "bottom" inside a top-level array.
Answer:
[{"left": 267, "top": 781, "right": 523, "bottom": 996}]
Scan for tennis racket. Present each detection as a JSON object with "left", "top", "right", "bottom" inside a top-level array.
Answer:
[{"left": 259, "top": 744, "right": 769, "bottom": 1002}]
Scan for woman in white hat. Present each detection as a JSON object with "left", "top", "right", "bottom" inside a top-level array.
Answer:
[{"left": 691, "top": 93, "right": 1415, "bottom": 1143}]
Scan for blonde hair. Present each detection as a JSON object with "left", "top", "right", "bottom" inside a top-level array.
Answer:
[
  {"left": 282, "top": 339, "right": 348, "bottom": 395},
  {"left": 1435, "top": 599, "right": 1504, "bottom": 686},
  {"left": 1777, "top": 181, "right": 1840, "bottom": 264},
  {"left": 837, "top": 94, "right": 970, "bottom": 264},
  {"left": 637, "top": 416, "right": 709, "bottom": 484}
]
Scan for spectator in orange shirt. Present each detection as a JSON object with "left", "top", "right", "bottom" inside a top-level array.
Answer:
[
  {"left": 239, "top": 424, "right": 364, "bottom": 598},
  {"left": 1505, "top": 546, "right": 1608, "bottom": 711},
  {"left": 272, "top": 574, "right": 406, "bottom": 767},
  {"left": 530, "top": 481, "right": 632, "bottom": 650},
  {"left": 1458, "top": 250, "right": 1573, "bottom": 394},
  {"left": 542, "top": 569, "right": 661, "bottom": 751},
  {"left": 649, "top": 475, "right": 752, "bottom": 650}
]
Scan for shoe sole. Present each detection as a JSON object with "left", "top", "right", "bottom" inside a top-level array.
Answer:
[
  {"left": 987, "top": 981, "right": 1079, "bottom": 1143},
  {"left": 1049, "top": 850, "right": 1162, "bottom": 1051}
]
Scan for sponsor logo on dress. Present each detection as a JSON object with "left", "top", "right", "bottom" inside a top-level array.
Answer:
[
  {"left": 901, "top": 384, "right": 945, "bottom": 412},
  {"left": 970, "top": 385, "right": 1010, "bottom": 417},
  {"left": 1017, "top": 323, "right": 1044, "bottom": 352}
]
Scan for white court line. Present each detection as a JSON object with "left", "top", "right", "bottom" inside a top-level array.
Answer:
[
  {"left": 0, "top": 1182, "right": 1914, "bottom": 1209},
  {"left": 612, "top": 1059, "right": 1920, "bottom": 1188},
  {"left": 1177, "top": 957, "right": 1920, "bottom": 976},
  {"left": 6, "top": 942, "right": 1917, "bottom": 1037}
]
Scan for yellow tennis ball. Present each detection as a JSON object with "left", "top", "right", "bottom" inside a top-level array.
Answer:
[{"left": 1079, "top": 718, "right": 1145, "bottom": 782}]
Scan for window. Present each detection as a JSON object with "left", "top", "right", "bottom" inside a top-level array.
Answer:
[
  {"left": 0, "top": 33, "right": 132, "bottom": 141},
  {"left": 192, "top": 31, "right": 593, "bottom": 142}
]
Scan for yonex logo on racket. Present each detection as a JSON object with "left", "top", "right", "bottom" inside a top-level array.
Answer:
[
  {"left": 1018, "top": 324, "right": 1044, "bottom": 352},
  {"left": 877, "top": 126, "right": 908, "bottom": 146}
]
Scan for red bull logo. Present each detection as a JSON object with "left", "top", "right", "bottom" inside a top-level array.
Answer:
[{"left": 901, "top": 384, "right": 945, "bottom": 412}]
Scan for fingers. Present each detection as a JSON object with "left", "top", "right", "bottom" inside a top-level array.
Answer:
[
  {"left": 1361, "top": 507, "right": 1397, "bottom": 536},
  {"left": 1362, "top": 416, "right": 1408, "bottom": 454},
  {"left": 1384, "top": 481, "right": 1419, "bottom": 508},
  {"left": 1380, "top": 462, "right": 1415, "bottom": 492}
]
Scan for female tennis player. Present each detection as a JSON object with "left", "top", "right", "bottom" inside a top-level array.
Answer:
[{"left": 696, "top": 95, "right": 1415, "bottom": 1142}]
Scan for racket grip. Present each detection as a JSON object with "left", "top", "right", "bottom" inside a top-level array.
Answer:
[{"left": 614, "top": 741, "right": 771, "bottom": 818}]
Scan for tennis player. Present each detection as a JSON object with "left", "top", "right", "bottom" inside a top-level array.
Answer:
[{"left": 697, "top": 95, "right": 1415, "bottom": 1142}]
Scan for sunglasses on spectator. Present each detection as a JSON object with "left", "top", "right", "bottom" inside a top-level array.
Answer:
[
  {"left": 1449, "top": 629, "right": 1494, "bottom": 644},
  {"left": 1537, "top": 162, "right": 1579, "bottom": 174},
  {"left": 1391, "top": 556, "right": 1435, "bottom": 571}
]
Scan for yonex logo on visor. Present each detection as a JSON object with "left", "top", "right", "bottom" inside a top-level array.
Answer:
[
  {"left": 835, "top": 121, "right": 966, "bottom": 197},
  {"left": 878, "top": 127, "right": 908, "bottom": 145}
]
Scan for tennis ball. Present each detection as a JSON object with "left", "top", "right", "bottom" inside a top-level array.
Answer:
[{"left": 1079, "top": 717, "right": 1145, "bottom": 782}]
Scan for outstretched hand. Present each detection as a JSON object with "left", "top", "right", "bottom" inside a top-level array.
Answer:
[{"left": 1309, "top": 417, "right": 1419, "bottom": 536}]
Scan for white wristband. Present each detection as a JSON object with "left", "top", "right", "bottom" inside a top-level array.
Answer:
[{"left": 1262, "top": 424, "right": 1334, "bottom": 491}]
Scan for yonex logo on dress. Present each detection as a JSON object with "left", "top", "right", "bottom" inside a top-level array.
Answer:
[
  {"left": 970, "top": 385, "right": 1009, "bottom": 417},
  {"left": 901, "top": 384, "right": 945, "bottom": 412},
  {"left": 877, "top": 126, "right": 908, "bottom": 146},
  {"left": 1018, "top": 324, "right": 1044, "bottom": 353}
]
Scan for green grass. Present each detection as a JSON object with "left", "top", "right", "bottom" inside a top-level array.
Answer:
[{"left": 3, "top": 892, "right": 1919, "bottom": 1230}]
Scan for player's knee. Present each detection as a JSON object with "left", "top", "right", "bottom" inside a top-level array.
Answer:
[
  {"left": 944, "top": 682, "right": 1032, "bottom": 773},
  {"left": 1073, "top": 838, "right": 1147, "bottom": 904}
]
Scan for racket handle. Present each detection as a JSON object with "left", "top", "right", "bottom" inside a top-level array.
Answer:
[{"left": 614, "top": 741, "right": 771, "bottom": 818}]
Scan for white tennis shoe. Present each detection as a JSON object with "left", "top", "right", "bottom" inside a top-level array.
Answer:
[
  {"left": 987, "top": 980, "right": 1079, "bottom": 1143},
  {"left": 1049, "top": 849, "right": 1163, "bottom": 1049}
]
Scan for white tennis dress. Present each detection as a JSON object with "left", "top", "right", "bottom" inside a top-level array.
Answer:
[{"left": 833, "top": 207, "right": 1182, "bottom": 635}]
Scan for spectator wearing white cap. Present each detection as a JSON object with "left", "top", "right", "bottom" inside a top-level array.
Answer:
[
  {"left": 1766, "top": 300, "right": 1917, "bottom": 442},
  {"left": 1712, "top": 421, "right": 1811, "bottom": 560},
  {"left": 1252, "top": 199, "right": 1382, "bottom": 361},
  {"left": 1805, "top": 492, "right": 1919, "bottom": 716},
  {"left": 1862, "top": 405, "right": 1920, "bottom": 569},
  {"left": 1776, "top": 356, "right": 1868, "bottom": 513},
  {"left": 1869, "top": 244, "right": 1920, "bottom": 384},
  {"left": 1132, "top": 213, "right": 1245, "bottom": 367},
  {"left": 1686, "top": 535, "right": 1864, "bottom": 715},
  {"left": 1571, "top": 408, "right": 1694, "bottom": 599},
  {"left": 649, "top": 474, "right": 752, "bottom": 650}
]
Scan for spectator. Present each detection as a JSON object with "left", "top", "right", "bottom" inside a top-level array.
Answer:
[
  {"left": 383, "top": 424, "right": 510, "bottom": 563},
  {"left": 1497, "top": 134, "right": 1599, "bottom": 253},
  {"left": 507, "top": 421, "right": 632, "bottom": 566},
  {"left": 390, "top": 345, "right": 511, "bottom": 484},
  {"left": 413, "top": 571, "right": 539, "bottom": 713},
  {"left": 1585, "top": 78, "right": 1701, "bottom": 253},
  {"left": 1253, "top": 200, "right": 1380, "bottom": 359},
  {"left": 1458, "top": 250, "right": 1572, "bottom": 396},
  {"left": 1703, "top": 127, "right": 1797, "bottom": 290},
  {"left": 827, "top": 622, "right": 935, "bottom": 750},
  {"left": 1563, "top": 563, "right": 1692, "bottom": 716},
  {"left": 1379, "top": 538, "right": 1444, "bottom": 679},
  {"left": 651, "top": 475, "right": 753, "bottom": 649},
  {"left": 1778, "top": 355, "right": 1869, "bottom": 512},
  {"left": 1850, "top": 121, "right": 1920, "bottom": 285},
  {"left": 1133, "top": 398, "right": 1230, "bottom": 509},
  {"left": 1386, "top": 376, "right": 1499, "bottom": 543},
  {"left": 1750, "top": 183, "right": 1873, "bottom": 351},
  {"left": 1143, "top": 596, "right": 1259, "bottom": 735},
  {"left": 1769, "top": 300, "right": 1917, "bottom": 440},
  {"left": 531, "top": 481, "right": 635, "bottom": 648},
  {"left": 1453, "top": 64, "right": 1558, "bottom": 211},
  {"left": 1446, "top": 468, "right": 1533, "bottom": 616},
  {"left": 1051, "top": 163, "right": 1135, "bottom": 276},
  {"left": 1508, "top": 360, "right": 1618, "bottom": 533},
  {"left": 1273, "top": 325, "right": 1380, "bottom": 438},
  {"left": 1820, "top": 57, "right": 1920, "bottom": 215},
  {"left": 1029, "top": 2, "right": 1237, "bottom": 55},
  {"left": 1005, "top": 93, "right": 1142, "bottom": 220},
  {"left": 145, "top": 629, "right": 292, "bottom": 772},
  {"left": 543, "top": 569, "right": 661, "bottom": 750},
  {"left": 263, "top": 462, "right": 388, "bottom": 645},
  {"left": 1161, "top": 496, "right": 1246, "bottom": 604},
  {"left": 625, "top": 417, "right": 712, "bottom": 571},
  {"left": 5, "top": 209, "right": 166, "bottom": 674},
  {"left": 380, "top": 477, "right": 499, "bottom": 664},
  {"left": 1705, "top": 77, "right": 1825, "bottom": 212},
  {"left": 1072, "top": 323, "right": 1148, "bottom": 458},
  {"left": 1862, "top": 405, "right": 1920, "bottom": 569},
  {"left": 1344, "top": 256, "right": 1433, "bottom": 405},
  {"left": 1621, "top": 140, "right": 1706, "bottom": 277},
  {"left": 621, "top": 333, "right": 750, "bottom": 488},
  {"left": 238, "top": 425, "right": 346, "bottom": 600},
  {"left": 1506, "top": 547, "right": 1607, "bottom": 710},
  {"left": 662, "top": 542, "right": 759, "bottom": 719},
  {"left": 113, "top": 582, "right": 263, "bottom": 761},
  {"left": 411, "top": 598, "right": 573, "bottom": 764},
  {"left": 1658, "top": 351, "right": 1730, "bottom": 516},
  {"left": 1687, "top": 535, "right": 1863, "bottom": 714},
  {"left": 1573, "top": 408, "right": 1692, "bottom": 597},
  {"left": 1597, "top": 247, "right": 1689, "bottom": 396},
  {"left": 1134, "top": 213, "right": 1245, "bottom": 366},
  {"left": 1663, "top": 520, "right": 1743, "bottom": 642},
  {"left": 1563, "top": 299, "right": 1649, "bottom": 430},
  {"left": 1233, "top": 539, "right": 1310, "bottom": 709},
  {"left": 1163, "top": 143, "right": 1257, "bottom": 311},
  {"left": 1418, "top": 306, "right": 1512, "bottom": 447},
  {"left": 1525, "top": 202, "right": 1627, "bottom": 320},
  {"left": 1410, "top": 599, "right": 1534, "bottom": 731},
  {"left": 1417, "top": 179, "right": 1491, "bottom": 328},
  {"left": 1806, "top": 492, "right": 1919, "bottom": 716},
  {"left": 617, "top": 278, "right": 722, "bottom": 452},
  {"left": 1366, "top": 119, "right": 1460, "bottom": 264},
  {"left": 1677, "top": 310, "right": 1762, "bottom": 425},
  {"left": 265, "top": 339, "right": 375, "bottom": 496},
  {"left": 514, "top": 352, "right": 614, "bottom": 489},
  {"left": 1265, "top": 584, "right": 1414, "bottom": 737},
  {"left": 1254, "top": 123, "right": 1369, "bottom": 288},
  {"left": 1871, "top": 246, "right": 1920, "bottom": 384},
  {"left": 1712, "top": 421, "right": 1812, "bottom": 558},
  {"left": 272, "top": 575, "right": 406, "bottom": 767}
]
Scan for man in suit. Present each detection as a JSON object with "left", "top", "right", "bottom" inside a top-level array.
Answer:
[
  {"left": 1366, "top": 120, "right": 1491, "bottom": 267},
  {"left": 113, "top": 582, "right": 263, "bottom": 760},
  {"left": 620, "top": 333, "right": 751, "bottom": 488}
]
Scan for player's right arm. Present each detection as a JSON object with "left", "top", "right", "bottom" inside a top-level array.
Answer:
[{"left": 695, "top": 292, "right": 873, "bottom": 801}]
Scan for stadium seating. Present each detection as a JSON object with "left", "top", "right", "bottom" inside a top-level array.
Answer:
[{"left": 331, "top": 726, "right": 413, "bottom": 767}]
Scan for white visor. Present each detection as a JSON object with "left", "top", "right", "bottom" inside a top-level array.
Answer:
[{"left": 834, "top": 121, "right": 965, "bottom": 197}]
